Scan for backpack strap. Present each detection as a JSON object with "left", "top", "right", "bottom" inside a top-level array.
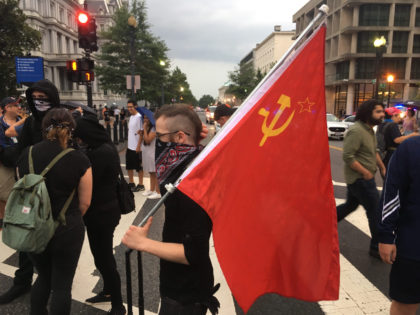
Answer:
[
  {"left": 29, "top": 146, "right": 35, "bottom": 174},
  {"left": 56, "top": 188, "right": 76, "bottom": 226},
  {"left": 40, "top": 148, "right": 74, "bottom": 177}
]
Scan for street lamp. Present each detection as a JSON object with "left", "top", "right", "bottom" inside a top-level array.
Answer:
[
  {"left": 386, "top": 74, "right": 394, "bottom": 108},
  {"left": 128, "top": 16, "right": 137, "bottom": 98},
  {"left": 373, "top": 35, "right": 387, "bottom": 99},
  {"left": 180, "top": 86, "right": 184, "bottom": 92},
  {"left": 160, "top": 60, "right": 166, "bottom": 107}
]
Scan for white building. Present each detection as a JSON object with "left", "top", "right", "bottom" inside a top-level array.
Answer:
[{"left": 18, "top": 0, "right": 126, "bottom": 105}]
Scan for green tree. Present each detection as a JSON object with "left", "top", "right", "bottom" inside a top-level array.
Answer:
[
  {"left": 198, "top": 94, "right": 215, "bottom": 108},
  {"left": 0, "top": 0, "right": 41, "bottom": 99},
  {"left": 96, "top": 0, "right": 170, "bottom": 105},
  {"left": 227, "top": 63, "right": 258, "bottom": 101},
  {"left": 165, "top": 67, "right": 196, "bottom": 105}
]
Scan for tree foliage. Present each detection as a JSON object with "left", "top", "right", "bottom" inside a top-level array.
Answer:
[
  {"left": 198, "top": 94, "right": 215, "bottom": 108},
  {"left": 227, "top": 63, "right": 264, "bottom": 101},
  {"left": 0, "top": 0, "right": 41, "bottom": 99},
  {"left": 96, "top": 0, "right": 197, "bottom": 106},
  {"left": 96, "top": 0, "right": 170, "bottom": 105}
]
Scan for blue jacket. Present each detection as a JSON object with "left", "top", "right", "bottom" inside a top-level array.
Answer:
[{"left": 378, "top": 136, "right": 420, "bottom": 261}]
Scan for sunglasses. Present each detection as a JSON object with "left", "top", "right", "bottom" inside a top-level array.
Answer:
[{"left": 156, "top": 130, "right": 191, "bottom": 139}]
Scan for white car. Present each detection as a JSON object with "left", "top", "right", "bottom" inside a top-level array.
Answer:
[
  {"left": 326, "top": 113, "right": 348, "bottom": 140},
  {"left": 343, "top": 115, "right": 356, "bottom": 128}
]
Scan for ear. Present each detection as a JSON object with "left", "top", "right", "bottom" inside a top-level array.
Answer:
[{"left": 177, "top": 131, "right": 188, "bottom": 144}]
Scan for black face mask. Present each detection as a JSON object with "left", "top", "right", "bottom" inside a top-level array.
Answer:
[{"left": 155, "top": 138, "right": 201, "bottom": 184}]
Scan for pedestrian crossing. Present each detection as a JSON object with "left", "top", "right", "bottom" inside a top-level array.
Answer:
[{"left": 0, "top": 179, "right": 398, "bottom": 314}]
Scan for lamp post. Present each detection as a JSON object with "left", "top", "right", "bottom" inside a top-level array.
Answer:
[
  {"left": 160, "top": 60, "right": 165, "bottom": 107},
  {"left": 373, "top": 36, "right": 387, "bottom": 99},
  {"left": 128, "top": 16, "right": 137, "bottom": 98},
  {"left": 387, "top": 74, "right": 394, "bottom": 108}
]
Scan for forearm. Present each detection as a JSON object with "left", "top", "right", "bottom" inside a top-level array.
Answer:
[
  {"left": 141, "top": 239, "right": 189, "bottom": 265},
  {"left": 350, "top": 160, "right": 371, "bottom": 177},
  {"left": 376, "top": 153, "right": 385, "bottom": 170},
  {"left": 394, "top": 133, "right": 417, "bottom": 144}
]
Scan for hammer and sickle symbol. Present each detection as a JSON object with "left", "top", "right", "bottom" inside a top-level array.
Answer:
[{"left": 258, "top": 94, "right": 295, "bottom": 147}]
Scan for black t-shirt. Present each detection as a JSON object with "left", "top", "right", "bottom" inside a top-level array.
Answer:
[
  {"left": 160, "top": 189, "right": 214, "bottom": 304},
  {"left": 384, "top": 122, "right": 401, "bottom": 149},
  {"left": 104, "top": 110, "right": 110, "bottom": 121},
  {"left": 83, "top": 142, "right": 120, "bottom": 224},
  {"left": 17, "top": 140, "right": 91, "bottom": 221}
]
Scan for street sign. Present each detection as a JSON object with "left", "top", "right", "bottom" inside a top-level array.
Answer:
[
  {"left": 15, "top": 57, "right": 44, "bottom": 84},
  {"left": 126, "top": 75, "right": 141, "bottom": 92}
]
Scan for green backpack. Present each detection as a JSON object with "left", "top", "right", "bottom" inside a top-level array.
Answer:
[{"left": 2, "top": 146, "right": 75, "bottom": 254}]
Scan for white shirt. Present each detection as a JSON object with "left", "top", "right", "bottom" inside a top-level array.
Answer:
[
  {"left": 114, "top": 108, "right": 121, "bottom": 116},
  {"left": 127, "top": 112, "right": 143, "bottom": 150}
]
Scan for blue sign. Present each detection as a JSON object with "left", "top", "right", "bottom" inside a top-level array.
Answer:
[{"left": 15, "top": 57, "right": 44, "bottom": 84}]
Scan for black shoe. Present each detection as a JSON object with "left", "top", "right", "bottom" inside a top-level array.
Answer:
[
  {"left": 0, "top": 218, "right": 3, "bottom": 230},
  {"left": 369, "top": 247, "right": 381, "bottom": 260},
  {"left": 132, "top": 184, "right": 145, "bottom": 192},
  {"left": 107, "top": 306, "right": 126, "bottom": 315},
  {"left": 128, "top": 183, "right": 135, "bottom": 189},
  {"left": 85, "top": 291, "right": 112, "bottom": 303},
  {"left": 0, "top": 284, "right": 31, "bottom": 304}
]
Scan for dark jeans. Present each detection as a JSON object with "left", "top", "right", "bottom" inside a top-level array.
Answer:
[
  {"left": 159, "top": 297, "right": 207, "bottom": 315},
  {"left": 29, "top": 219, "right": 85, "bottom": 315},
  {"left": 336, "top": 178, "right": 380, "bottom": 248},
  {"left": 14, "top": 252, "right": 34, "bottom": 287},
  {"left": 86, "top": 220, "right": 123, "bottom": 308}
]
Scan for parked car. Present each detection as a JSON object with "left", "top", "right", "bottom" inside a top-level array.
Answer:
[
  {"left": 343, "top": 115, "right": 356, "bottom": 128},
  {"left": 326, "top": 113, "right": 348, "bottom": 140},
  {"left": 206, "top": 106, "right": 217, "bottom": 124}
]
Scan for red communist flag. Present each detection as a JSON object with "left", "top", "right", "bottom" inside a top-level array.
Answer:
[{"left": 176, "top": 25, "right": 339, "bottom": 313}]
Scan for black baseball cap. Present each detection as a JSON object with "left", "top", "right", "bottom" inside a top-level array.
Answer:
[
  {"left": 0, "top": 97, "right": 19, "bottom": 109},
  {"left": 214, "top": 104, "right": 234, "bottom": 121}
]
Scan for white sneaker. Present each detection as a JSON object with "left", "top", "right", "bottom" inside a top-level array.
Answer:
[
  {"left": 142, "top": 190, "right": 153, "bottom": 196},
  {"left": 148, "top": 192, "right": 161, "bottom": 199}
]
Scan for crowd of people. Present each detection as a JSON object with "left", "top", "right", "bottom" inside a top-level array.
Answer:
[{"left": 0, "top": 79, "right": 420, "bottom": 315}]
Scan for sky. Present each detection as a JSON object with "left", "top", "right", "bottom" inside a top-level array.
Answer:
[{"left": 145, "top": 0, "right": 309, "bottom": 100}]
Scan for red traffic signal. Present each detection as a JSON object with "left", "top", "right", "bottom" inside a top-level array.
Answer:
[{"left": 77, "top": 12, "right": 89, "bottom": 24}]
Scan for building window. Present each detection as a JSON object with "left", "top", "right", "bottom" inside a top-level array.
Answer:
[
  {"left": 357, "top": 31, "right": 388, "bottom": 53},
  {"left": 59, "top": 7, "right": 64, "bottom": 22},
  {"left": 57, "top": 33, "right": 62, "bottom": 53},
  {"left": 359, "top": 4, "right": 390, "bottom": 26},
  {"left": 73, "top": 40, "right": 78, "bottom": 54},
  {"left": 416, "top": 8, "right": 420, "bottom": 27},
  {"left": 66, "top": 37, "right": 70, "bottom": 53},
  {"left": 411, "top": 58, "right": 420, "bottom": 79},
  {"left": 100, "top": 24, "right": 105, "bottom": 32},
  {"left": 354, "top": 84, "right": 374, "bottom": 109},
  {"left": 336, "top": 61, "right": 349, "bottom": 80},
  {"left": 394, "top": 4, "right": 411, "bottom": 26},
  {"left": 356, "top": 58, "right": 376, "bottom": 79},
  {"left": 334, "top": 85, "right": 347, "bottom": 117},
  {"left": 392, "top": 31, "right": 409, "bottom": 53},
  {"left": 50, "top": 2, "right": 55, "bottom": 18},
  {"left": 414, "top": 35, "right": 420, "bottom": 53},
  {"left": 383, "top": 58, "right": 406, "bottom": 80},
  {"left": 49, "top": 30, "right": 53, "bottom": 52}
]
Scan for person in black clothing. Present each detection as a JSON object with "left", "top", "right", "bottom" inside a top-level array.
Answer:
[
  {"left": 0, "top": 79, "right": 63, "bottom": 304},
  {"left": 123, "top": 104, "right": 219, "bottom": 315},
  {"left": 18, "top": 108, "right": 92, "bottom": 315},
  {"left": 73, "top": 116, "right": 125, "bottom": 315},
  {"left": 379, "top": 107, "right": 419, "bottom": 167}
]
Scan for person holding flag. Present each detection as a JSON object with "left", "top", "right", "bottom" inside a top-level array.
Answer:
[{"left": 122, "top": 104, "right": 220, "bottom": 315}]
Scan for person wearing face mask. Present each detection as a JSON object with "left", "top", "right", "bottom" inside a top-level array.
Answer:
[
  {"left": 123, "top": 104, "right": 220, "bottom": 315},
  {"left": 0, "top": 79, "right": 62, "bottom": 305},
  {"left": 73, "top": 116, "right": 125, "bottom": 315}
]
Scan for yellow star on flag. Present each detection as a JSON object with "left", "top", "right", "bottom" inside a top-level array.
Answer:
[{"left": 298, "top": 98, "right": 315, "bottom": 113}]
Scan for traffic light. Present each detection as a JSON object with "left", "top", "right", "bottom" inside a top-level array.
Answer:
[
  {"left": 66, "top": 58, "right": 95, "bottom": 82},
  {"left": 77, "top": 11, "right": 98, "bottom": 52},
  {"left": 66, "top": 60, "right": 79, "bottom": 82}
]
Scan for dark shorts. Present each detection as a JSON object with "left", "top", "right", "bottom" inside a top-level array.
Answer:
[
  {"left": 125, "top": 149, "right": 142, "bottom": 171},
  {"left": 390, "top": 256, "right": 420, "bottom": 304}
]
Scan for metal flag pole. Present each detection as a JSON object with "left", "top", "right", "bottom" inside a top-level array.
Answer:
[{"left": 124, "top": 5, "right": 329, "bottom": 314}]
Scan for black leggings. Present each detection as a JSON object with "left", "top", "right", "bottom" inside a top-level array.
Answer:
[
  {"left": 86, "top": 220, "right": 123, "bottom": 308},
  {"left": 29, "top": 219, "right": 85, "bottom": 315}
]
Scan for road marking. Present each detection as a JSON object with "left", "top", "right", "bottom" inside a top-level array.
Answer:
[{"left": 329, "top": 145, "right": 343, "bottom": 151}]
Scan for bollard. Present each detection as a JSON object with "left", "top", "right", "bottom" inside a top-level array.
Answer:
[
  {"left": 113, "top": 122, "right": 119, "bottom": 144},
  {"left": 119, "top": 120, "right": 124, "bottom": 143}
]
